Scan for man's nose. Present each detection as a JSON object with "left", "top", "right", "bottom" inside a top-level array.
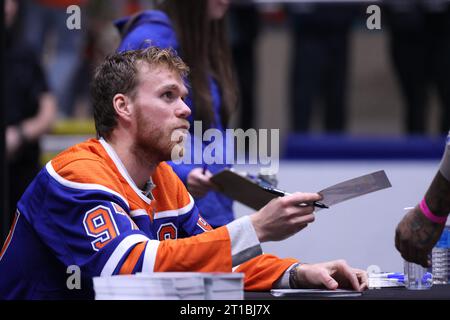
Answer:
[{"left": 175, "top": 99, "right": 191, "bottom": 119}]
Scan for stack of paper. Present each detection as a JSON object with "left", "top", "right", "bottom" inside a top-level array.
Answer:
[
  {"left": 94, "top": 273, "right": 206, "bottom": 300},
  {"left": 204, "top": 273, "right": 244, "bottom": 300},
  {"left": 93, "top": 272, "right": 244, "bottom": 300}
]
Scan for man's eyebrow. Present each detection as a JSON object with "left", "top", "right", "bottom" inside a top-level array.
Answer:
[
  {"left": 160, "top": 84, "right": 178, "bottom": 90},
  {"left": 159, "top": 83, "right": 188, "bottom": 96}
]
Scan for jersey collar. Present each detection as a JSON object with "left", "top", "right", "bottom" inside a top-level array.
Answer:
[{"left": 99, "top": 137, "right": 152, "bottom": 204}]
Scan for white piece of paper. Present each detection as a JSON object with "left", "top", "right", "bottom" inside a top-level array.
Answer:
[{"left": 270, "top": 289, "right": 363, "bottom": 298}]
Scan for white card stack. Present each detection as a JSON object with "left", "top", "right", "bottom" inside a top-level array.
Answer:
[
  {"left": 205, "top": 273, "right": 244, "bottom": 300},
  {"left": 93, "top": 272, "right": 244, "bottom": 300},
  {"left": 93, "top": 273, "right": 205, "bottom": 300}
]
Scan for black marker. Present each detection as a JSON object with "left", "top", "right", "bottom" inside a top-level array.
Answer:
[{"left": 261, "top": 186, "right": 329, "bottom": 209}]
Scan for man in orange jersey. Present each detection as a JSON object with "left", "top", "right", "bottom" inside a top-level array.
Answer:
[{"left": 0, "top": 47, "right": 367, "bottom": 299}]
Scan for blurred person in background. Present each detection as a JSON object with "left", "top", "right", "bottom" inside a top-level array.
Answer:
[
  {"left": 228, "top": 0, "right": 260, "bottom": 130},
  {"left": 23, "top": 0, "right": 86, "bottom": 118},
  {"left": 115, "top": 0, "right": 238, "bottom": 228},
  {"left": 4, "top": 0, "right": 57, "bottom": 224},
  {"left": 384, "top": 0, "right": 450, "bottom": 135},
  {"left": 287, "top": 3, "right": 359, "bottom": 133},
  {"left": 395, "top": 130, "right": 450, "bottom": 267}
]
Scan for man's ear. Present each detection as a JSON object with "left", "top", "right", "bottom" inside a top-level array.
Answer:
[{"left": 112, "top": 93, "right": 133, "bottom": 121}]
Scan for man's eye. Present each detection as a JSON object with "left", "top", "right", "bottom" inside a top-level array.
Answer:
[{"left": 162, "top": 92, "right": 174, "bottom": 100}]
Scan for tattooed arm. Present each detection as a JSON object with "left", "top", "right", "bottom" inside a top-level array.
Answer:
[{"left": 395, "top": 170, "right": 450, "bottom": 268}]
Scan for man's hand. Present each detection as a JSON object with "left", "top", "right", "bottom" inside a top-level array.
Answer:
[
  {"left": 187, "top": 168, "right": 216, "bottom": 198},
  {"left": 293, "top": 260, "right": 368, "bottom": 292},
  {"left": 250, "top": 192, "right": 321, "bottom": 242},
  {"left": 395, "top": 206, "right": 445, "bottom": 267}
]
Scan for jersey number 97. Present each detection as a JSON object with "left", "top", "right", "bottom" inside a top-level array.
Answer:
[{"left": 83, "top": 205, "right": 120, "bottom": 251}]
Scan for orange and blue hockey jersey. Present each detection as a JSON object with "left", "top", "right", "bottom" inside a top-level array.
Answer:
[{"left": 0, "top": 138, "right": 297, "bottom": 299}]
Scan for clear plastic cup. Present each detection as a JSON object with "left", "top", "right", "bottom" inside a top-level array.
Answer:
[{"left": 403, "top": 260, "right": 433, "bottom": 290}]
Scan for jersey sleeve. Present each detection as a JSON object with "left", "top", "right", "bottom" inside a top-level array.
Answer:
[
  {"left": 234, "top": 255, "right": 298, "bottom": 291},
  {"left": 21, "top": 166, "right": 149, "bottom": 277}
]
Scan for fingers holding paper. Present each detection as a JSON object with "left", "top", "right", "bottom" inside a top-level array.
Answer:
[{"left": 250, "top": 192, "right": 322, "bottom": 242}]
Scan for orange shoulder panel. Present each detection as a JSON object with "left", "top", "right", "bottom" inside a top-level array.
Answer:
[
  {"left": 50, "top": 139, "right": 127, "bottom": 202},
  {"left": 152, "top": 162, "right": 192, "bottom": 212}
]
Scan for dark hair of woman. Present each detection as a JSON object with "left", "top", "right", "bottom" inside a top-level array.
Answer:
[{"left": 157, "top": 0, "right": 237, "bottom": 129}]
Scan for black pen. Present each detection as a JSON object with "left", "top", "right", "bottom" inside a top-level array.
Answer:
[{"left": 261, "top": 186, "right": 329, "bottom": 209}]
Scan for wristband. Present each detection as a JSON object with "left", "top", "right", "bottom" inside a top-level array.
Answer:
[
  {"left": 419, "top": 198, "right": 448, "bottom": 225},
  {"left": 289, "top": 263, "right": 302, "bottom": 289}
]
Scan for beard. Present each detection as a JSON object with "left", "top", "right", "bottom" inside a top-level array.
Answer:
[
  {"left": 134, "top": 113, "right": 171, "bottom": 164},
  {"left": 134, "top": 108, "right": 186, "bottom": 164}
]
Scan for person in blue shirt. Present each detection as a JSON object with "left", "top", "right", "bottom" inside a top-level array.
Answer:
[{"left": 115, "top": 0, "right": 238, "bottom": 228}]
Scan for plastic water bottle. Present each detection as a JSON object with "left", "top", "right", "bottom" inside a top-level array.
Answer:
[{"left": 431, "top": 225, "right": 450, "bottom": 284}]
